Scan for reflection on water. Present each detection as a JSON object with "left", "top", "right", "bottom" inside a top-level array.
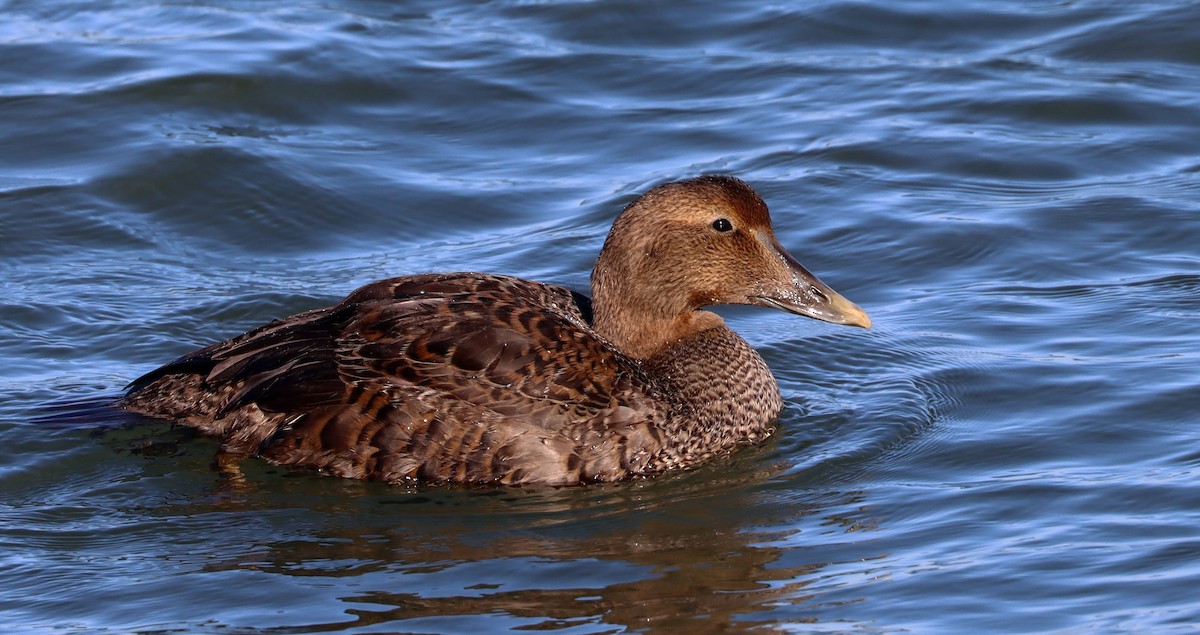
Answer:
[{"left": 186, "top": 478, "right": 879, "bottom": 633}]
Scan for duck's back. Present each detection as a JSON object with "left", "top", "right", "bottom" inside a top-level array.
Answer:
[{"left": 120, "top": 273, "right": 670, "bottom": 485}]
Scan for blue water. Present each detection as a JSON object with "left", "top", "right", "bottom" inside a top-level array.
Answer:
[{"left": 3, "top": 1, "right": 1199, "bottom": 633}]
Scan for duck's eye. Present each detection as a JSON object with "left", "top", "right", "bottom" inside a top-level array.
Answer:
[{"left": 711, "top": 218, "right": 733, "bottom": 233}]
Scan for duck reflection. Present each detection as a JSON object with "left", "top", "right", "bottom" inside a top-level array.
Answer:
[{"left": 186, "top": 463, "right": 884, "bottom": 634}]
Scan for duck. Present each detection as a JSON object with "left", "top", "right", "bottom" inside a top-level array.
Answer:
[{"left": 119, "top": 176, "right": 870, "bottom": 486}]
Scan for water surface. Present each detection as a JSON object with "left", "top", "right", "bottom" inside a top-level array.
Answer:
[{"left": 2, "top": 1, "right": 1199, "bottom": 633}]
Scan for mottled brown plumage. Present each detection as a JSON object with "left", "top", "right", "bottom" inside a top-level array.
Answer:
[{"left": 119, "top": 176, "right": 870, "bottom": 486}]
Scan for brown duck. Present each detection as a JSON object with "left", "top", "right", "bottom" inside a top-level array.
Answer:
[{"left": 120, "top": 176, "right": 870, "bottom": 486}]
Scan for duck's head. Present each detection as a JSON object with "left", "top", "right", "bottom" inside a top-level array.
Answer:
[{"left": 591, "top": 175, "right": 870, "bottom": 359}]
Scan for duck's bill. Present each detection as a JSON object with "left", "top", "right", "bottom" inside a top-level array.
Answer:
[
  {"left": 752, "top": 232, "right": 872, "bottom": 329},
  {"left": 753, "top": 290, "right": 872, "bottom": 329}
]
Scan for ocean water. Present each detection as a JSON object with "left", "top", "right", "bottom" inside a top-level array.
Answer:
[{"left": 2, "top": 1, "right": 1199, "bottom": 633}]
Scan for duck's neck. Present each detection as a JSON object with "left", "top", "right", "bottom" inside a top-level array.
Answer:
[
  {"left": 593, "top": 306, "right": 727, "bottom": 360},
  {"left": 591, "top": 248, "right": 722, "bottom": 360}
]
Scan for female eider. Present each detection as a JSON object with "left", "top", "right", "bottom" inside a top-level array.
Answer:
[{"left": 120, "top": 176, "right": 870, "bottom": 485}]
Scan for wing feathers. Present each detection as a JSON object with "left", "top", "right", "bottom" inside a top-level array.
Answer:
[{"left": 122, "top": 273, "right": 664, "bottom": 485}]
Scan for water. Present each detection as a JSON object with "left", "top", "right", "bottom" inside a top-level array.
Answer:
[{"left": 2, "top": 1, "right": 1198, "bottom": 632}]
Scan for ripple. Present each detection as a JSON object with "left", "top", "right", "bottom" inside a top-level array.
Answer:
[
  {"left": 3, "top": 0, "right": 1200, "bottom": 632},
  {"left": 1046, "top": 3, "right": 1200, "bottom": 66}
]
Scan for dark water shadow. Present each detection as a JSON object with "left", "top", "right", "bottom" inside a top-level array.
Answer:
[{"left": 178, "top": 473, "right": 882, "bottom": 634}]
